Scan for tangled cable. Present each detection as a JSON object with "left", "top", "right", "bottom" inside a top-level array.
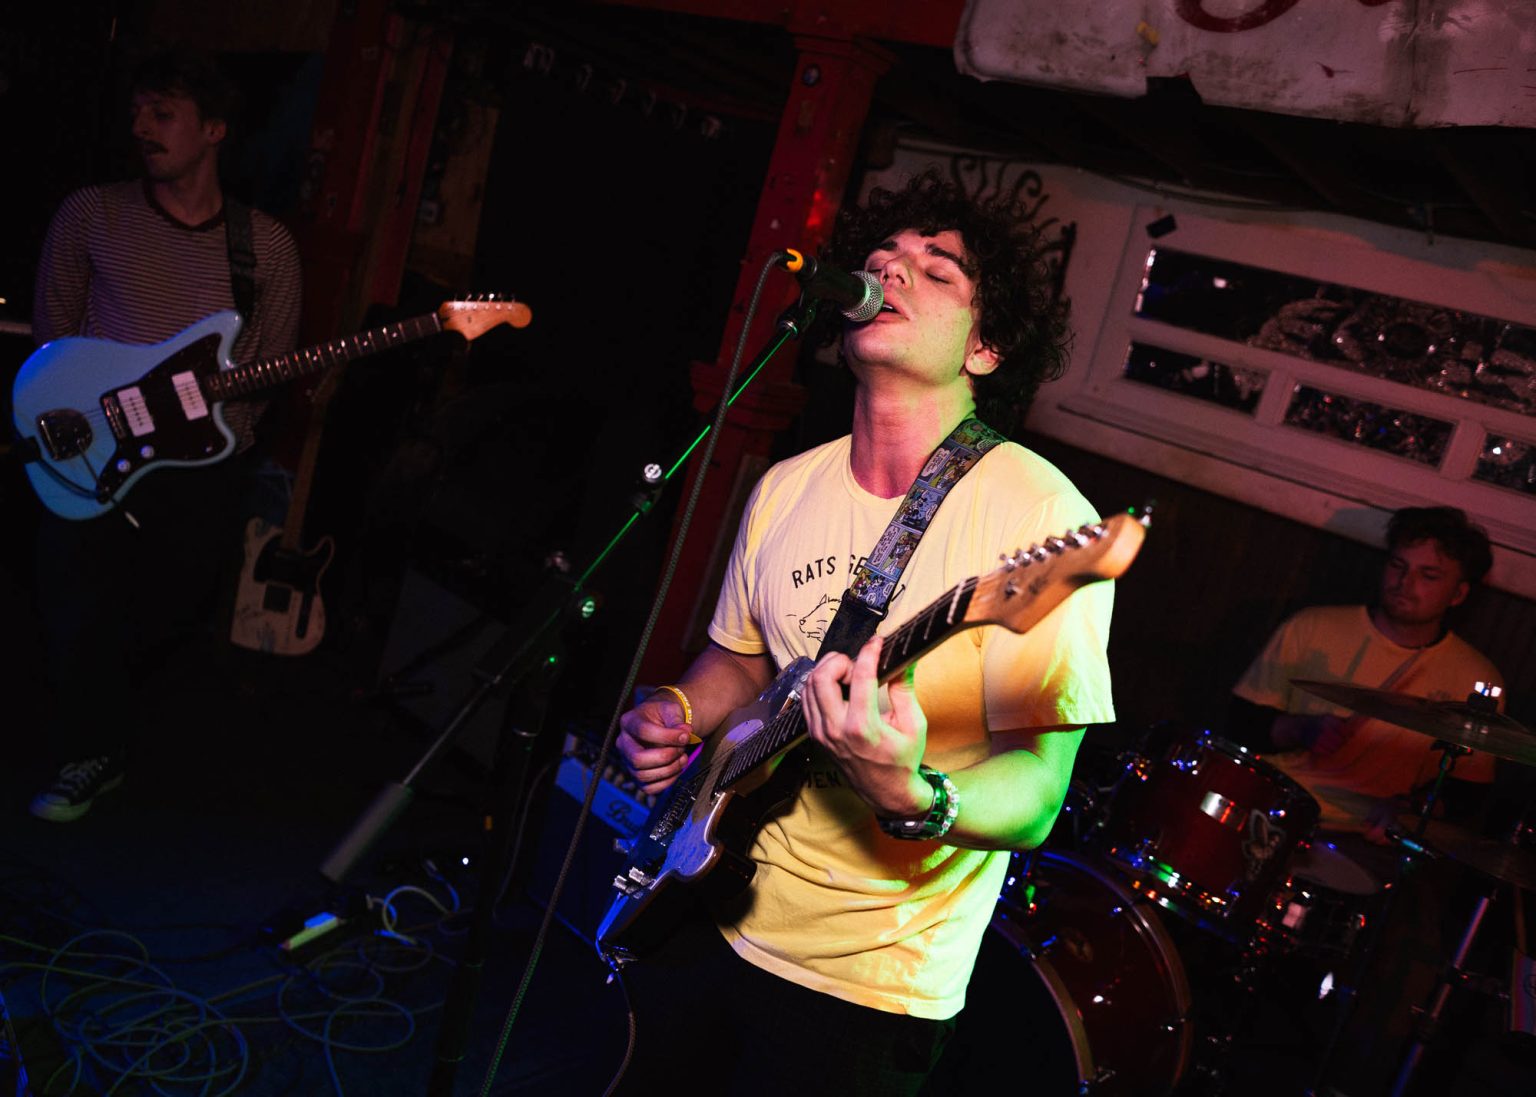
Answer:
[{"left": 0, "top": 869, "right": 466, "bottom": 1096}]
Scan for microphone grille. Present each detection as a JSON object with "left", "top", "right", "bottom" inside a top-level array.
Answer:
[{"left": 841, "top": 271, "right": 884, "bottom": 323}]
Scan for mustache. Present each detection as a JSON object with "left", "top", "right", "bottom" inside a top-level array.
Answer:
[{"left": 139, "top": 142, "right": 168, "bottom": 155}]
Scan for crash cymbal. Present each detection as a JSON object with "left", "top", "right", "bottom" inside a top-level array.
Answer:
[
  {"left": 1291, "top": 679, "right": 1536, "bottom": 766},
  {"left": 1396, "top": 817, "right": 1536, "bottom": 891}
]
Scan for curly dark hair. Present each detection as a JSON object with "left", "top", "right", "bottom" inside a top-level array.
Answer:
[
  {"left": 131, "top": 45, "right": 241, "bottom": 126},
  {"left": 1387, "top": 506, "right": 1493, "bottom": 585},
  {"left": 819, "top": 169, "right": 1072, "bottom": 435}
]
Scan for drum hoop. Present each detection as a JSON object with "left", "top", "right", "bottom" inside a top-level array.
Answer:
[
  {"left": 1044, "top": 852, "right": 1196, "bottom": 1020},
  {"left": 987, "top": 914, "right": 1096, "bottom": 1085}
]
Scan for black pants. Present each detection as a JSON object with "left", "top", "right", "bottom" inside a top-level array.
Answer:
[
  {"left": 32, "top": 454, "right": 253, "bottom": 762},
  {"left": 612, "top": 908, "right": 955, "bottom": 1097}
]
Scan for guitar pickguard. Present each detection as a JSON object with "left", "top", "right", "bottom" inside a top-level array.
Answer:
[{"left": 90, "top": 334, "right": 234, "bottom": 500}]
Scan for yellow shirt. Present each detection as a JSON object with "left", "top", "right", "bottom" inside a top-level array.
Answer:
[
  {"left": 707, "top": 435, "right": 1116, "bottom": 1018},
  {"left": 1233, "top": 604, "right": 1501, "bottom": 831}
]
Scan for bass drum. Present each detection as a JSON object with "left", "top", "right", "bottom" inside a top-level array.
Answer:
[{"left": 924, "top": 851, "right": 1193, "bottom": 1096}]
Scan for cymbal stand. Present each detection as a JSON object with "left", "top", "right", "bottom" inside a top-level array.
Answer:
[
  {"left": 1389, "top": 796, "right": 1535, "bottom": 1096},
  {"left": 1387, "top": 882, "right": 1496, "bottom": 1096},
  {"left": 1305, "top": 739, "right": 1466, "bottom": 1095}
]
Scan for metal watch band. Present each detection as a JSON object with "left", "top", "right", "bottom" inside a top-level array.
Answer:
[{"left": 879, "top": 765, "right": 960, "bottom": 841}]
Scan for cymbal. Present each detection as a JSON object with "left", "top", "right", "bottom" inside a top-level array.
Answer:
[
  {"left": 1397, "top": 817, "right": 1536, "bottom": 891},
  {"left": 1292, "top": 679, "right": 1536, "bottom": 766}
]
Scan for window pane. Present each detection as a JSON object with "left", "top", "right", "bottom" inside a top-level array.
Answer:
[
  {"left": 1283, "top": 385, "right": 1451, "bottom": 466},
  {"left": 1122, "top": 341, "right": 1265, "bottom": 413},
  {"left": 1137, "top": 248, "right": 1536, "bottom": 416},
  {"left": 1474, "top": 435, "right": 1536, "bottom": 496}
]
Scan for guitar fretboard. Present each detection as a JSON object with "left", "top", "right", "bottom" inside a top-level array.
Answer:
[
  {"left": 713, "top": 577, "right": 980, "bottom": 794},
  {"left": 202, "top": 313, "right": 446, "bottom": 400}
]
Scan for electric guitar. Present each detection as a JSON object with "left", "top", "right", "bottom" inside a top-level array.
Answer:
[
  {"left": 228, "top": 364, "right": 345, "bottom": 656},
  {"left": 11, "top": 297, "right": 531, "bottom": 520},
  {"left": 596, "top": 509, "right": 1149, "bottom": 964}
]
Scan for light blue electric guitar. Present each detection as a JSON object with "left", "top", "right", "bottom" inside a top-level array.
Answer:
[{"left": 12, "top": 297, "right": 530, "bottom": 520}]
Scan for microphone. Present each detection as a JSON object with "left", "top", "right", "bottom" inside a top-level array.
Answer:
[{"left": 779, "top": 249, "right": 883, "bottom": 322}]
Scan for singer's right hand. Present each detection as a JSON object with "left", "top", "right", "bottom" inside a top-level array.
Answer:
[{"left": 618, "top": 698, "right": 696, "bottom": 795}]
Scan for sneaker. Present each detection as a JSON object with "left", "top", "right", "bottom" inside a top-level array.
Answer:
[{"left": 29, "top": 756, "right": 126, "bottom": 822}]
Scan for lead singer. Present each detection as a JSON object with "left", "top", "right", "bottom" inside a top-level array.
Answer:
[{"left": 613, "top": 169, "right": 1115, "bottom": 1095}]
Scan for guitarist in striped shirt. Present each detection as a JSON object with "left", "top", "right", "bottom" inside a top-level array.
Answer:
[{"left": 26, "top": 46, "right": 300, "bottom": 822}]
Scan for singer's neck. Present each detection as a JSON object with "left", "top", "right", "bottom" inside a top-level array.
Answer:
[{"left": 848, "top": 381, "right": 976, "bottom": 499}]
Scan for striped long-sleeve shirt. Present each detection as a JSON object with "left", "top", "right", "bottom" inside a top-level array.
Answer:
[{"left": 33, "top": 179, "right": 302, "bottom": 446}]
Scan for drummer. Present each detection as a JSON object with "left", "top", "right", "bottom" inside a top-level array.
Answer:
[{"left": 1227, "top": 505, "right": 1505, "bottom": 855}]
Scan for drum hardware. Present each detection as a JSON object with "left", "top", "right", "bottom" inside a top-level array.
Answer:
[
  {"left": 1290, "top": 677, "right": 1536, "bottom": 1096},
  {"left": 1382, "top": 809, "right": 1536, "bottom": 1095}
]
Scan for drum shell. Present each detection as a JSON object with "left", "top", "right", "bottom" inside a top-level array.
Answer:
[
  {"left": 929, "top": 851, "right": 1192, "bottom": 1096},
  {"left": 1098, "top": 728, "right": 1320, "bottom": 938},
  {"left": 1257, "top": 842, "right": 1382, "bottom": 958}
]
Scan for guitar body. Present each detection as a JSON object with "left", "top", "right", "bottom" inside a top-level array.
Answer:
[
  {"left": 12, "top": 312, "right": 243, "bottom": 520},
  {"left": 597, "top": 659, "right": 816, "bottom": 962},
  {"left": 230, "top": 517, "right": 335, "bottom": 655}
]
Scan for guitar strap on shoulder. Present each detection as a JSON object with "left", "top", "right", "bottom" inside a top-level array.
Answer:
[
  {"left": 224, "top": 196, "right": 257, "bottom": 322},
  {"left": 818, "top": 417, "right": 1007, "bottom": 658}
]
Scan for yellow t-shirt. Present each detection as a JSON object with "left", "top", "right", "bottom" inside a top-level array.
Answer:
[
  {"left": 1233, "top": 604, "right": 1501, "bottom": 830},
  {"left": 707, "top": 434, "right": 1116, "bottom": 1019}
]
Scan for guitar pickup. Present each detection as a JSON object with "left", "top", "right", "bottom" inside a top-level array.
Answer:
[
  {"left": 610, "top": 873, "right": 648, "bottom": 898},
  {"left": 625, "top": 865, "right": 655, "bottom": 888}
]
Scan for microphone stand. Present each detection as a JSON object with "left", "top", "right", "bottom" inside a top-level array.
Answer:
[
  {"left": 435, "top": 295, "right": 822, "bottom": 1097},
  {"left": 313, "top": 254, "right": 818, "bottom": 1096}
]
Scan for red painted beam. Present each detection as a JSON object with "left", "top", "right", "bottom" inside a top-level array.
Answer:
[{"left": 594, "top": 0, "right": 966, "bottom": 48}]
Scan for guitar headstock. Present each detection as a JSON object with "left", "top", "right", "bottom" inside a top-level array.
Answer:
[
  {"left": 967, "top": 509, "right": 1149, "bottom": 635},
  {"left": 439, "top": 295, "right": 533, "bottom": 340}
]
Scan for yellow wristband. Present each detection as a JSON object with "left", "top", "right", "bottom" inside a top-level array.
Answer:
[{"left": 650, "top": 684, "right": 694, "bottom": 727}]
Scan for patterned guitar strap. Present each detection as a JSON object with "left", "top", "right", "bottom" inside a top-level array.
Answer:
[{"left": 817, "top": 417, "right": 1007, "bottom": 659}]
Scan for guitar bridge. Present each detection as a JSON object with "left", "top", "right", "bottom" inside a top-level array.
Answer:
[{"left": 34, "top": 409, "right": 94, "bottom": 460}]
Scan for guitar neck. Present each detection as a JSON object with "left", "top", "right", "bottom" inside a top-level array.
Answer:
[
  {"left": 712, "top": 513, "right": 1145, "bottom": 794},
  {"left": 716, "top": 581, "right": 978, "bottom": 791},
  {"left": 276, "top": 398, "right": 330, "bottom": 551},
  {"left": 202, "top": 312, "right": 445, "bottom": 401}
]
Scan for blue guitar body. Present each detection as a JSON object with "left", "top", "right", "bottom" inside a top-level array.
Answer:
[{"left": 12, "top": 311, "right": 244, "bottom": 520}]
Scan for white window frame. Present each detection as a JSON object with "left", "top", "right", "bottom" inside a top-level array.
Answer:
[{"left": 1029, "top": 205, "right": 1536, "bottom": 599}]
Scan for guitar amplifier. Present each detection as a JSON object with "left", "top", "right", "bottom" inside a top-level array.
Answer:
[
  {"left": 376, "top": 566, "right": 512, "bottom": 772},
  {"left": 524, "top": 734, "right": 654, "bottom": 941}
]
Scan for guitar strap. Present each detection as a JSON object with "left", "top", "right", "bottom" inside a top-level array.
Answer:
[
  {"left": 817, "top": 417, "right": 1007, "bottom": 659},
  {"left": 224, "top": 196, "right": 257, "bottom": 322}
]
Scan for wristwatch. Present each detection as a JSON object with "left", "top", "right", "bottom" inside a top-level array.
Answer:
[{"left": 878, "top": 765, "right": 960, "bottom": 840}]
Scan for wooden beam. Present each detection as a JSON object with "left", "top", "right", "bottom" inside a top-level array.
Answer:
[{"left": 1427, "top": 128, "right": 1536, "bottom": 249}]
